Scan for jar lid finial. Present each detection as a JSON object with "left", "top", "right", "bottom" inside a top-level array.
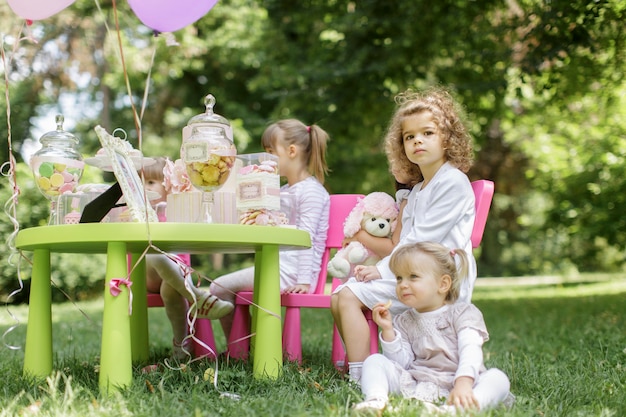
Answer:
[
  {"left": 55, "top": 114, "right": 64, "bottom": 131},
  {"left": 204, "top": 94, "right": 216, "bottom": 114},
  {"left": 186, "top": 92, "right": 231, "bottom": 130}
]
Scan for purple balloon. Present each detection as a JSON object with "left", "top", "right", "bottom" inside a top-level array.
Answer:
[
  {"left": 6, "top": 0, "right": 76, "bottom": 21},
  {"left": 127, "top": 0, "right": 220, "bottom": 33}
]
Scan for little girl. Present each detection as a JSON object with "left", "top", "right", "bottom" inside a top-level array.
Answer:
[
  {"left": 331, "top": 86, "right": 477, "bottom": 382},
  {"left": 141, "top": 157, "right": 234, "bottom": 360},
  {"left": 209, "top": 119, "right": 331, "bottom": 339},
  {"left": 354, "top": 241, "right": 513, "bottom": 413}
]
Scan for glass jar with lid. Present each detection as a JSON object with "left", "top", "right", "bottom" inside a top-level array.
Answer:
[
  {"left": 30, "top": 114, "right": 84, "bottom": 224},
  {"left": 180, "top": 94, "right": 236, "bottom": 222}
]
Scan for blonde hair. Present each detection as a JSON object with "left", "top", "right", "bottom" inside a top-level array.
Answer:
[
  {"left": 141, "top": 157, "right": 167, "bottom": 182},
  {"left": 389, "top": 241, "right": 469, "bottom": 302},
  {"left": 384, "top": 86, "right": 474, "bottom": 187},
  {"left": 261, "top": 119, "right": 330, "bottom": 184}
]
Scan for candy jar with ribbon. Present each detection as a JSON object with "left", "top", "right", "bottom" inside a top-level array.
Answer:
[
  {"left": 30, "top": 114, "right": 84, "bottom": 224},
  {"left": 180, "top": 94, "right": 236, "bottom": 222}
]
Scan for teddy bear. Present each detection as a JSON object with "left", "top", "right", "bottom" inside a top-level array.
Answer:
[{"left": 327, "top": 192, "right": 399, "bottom": 281}]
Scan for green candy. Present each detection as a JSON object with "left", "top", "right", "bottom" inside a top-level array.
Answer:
[{"left": 38, "top": 162, "right": 54, "bottom": 178}]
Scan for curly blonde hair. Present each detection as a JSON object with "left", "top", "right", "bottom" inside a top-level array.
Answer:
[{"left": 384, "top": 86, "right": 474, "bottom": 187}]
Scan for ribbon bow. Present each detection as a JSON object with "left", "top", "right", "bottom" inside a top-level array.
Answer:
[{"left": 109, "top": 278, "right": 133, "bottom": 315}]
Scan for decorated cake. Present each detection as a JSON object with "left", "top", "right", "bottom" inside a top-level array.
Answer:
[{"left": 236, "top": 153, "right": 287, "bottom": 226}]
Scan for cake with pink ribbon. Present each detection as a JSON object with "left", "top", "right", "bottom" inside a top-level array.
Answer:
[{"left": 236, "top": 154, "right": 287, "bottom": 226}]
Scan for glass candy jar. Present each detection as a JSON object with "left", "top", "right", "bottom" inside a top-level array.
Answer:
[
  {"left": 30, "top": 114, "right": 84, "bottom": 224},
  {"left": 180, "top": 94, "right": 236, "bottom": 222}
]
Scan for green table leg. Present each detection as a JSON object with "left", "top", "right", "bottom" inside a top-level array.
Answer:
[
  {"left": 23, "top": 248, "right": 52, "bottom": 377},
  {"left": 129, "top": 253, "right": 149, "bottom": 363},
  {"left": 99, "top": 242, "right": 132, "bottom": 394},
  {"left": 249, "top": 250, "right": 263, "bottom": 359},
  {"left": 252, "top": 244, "right": 282, "bottom": 379}
]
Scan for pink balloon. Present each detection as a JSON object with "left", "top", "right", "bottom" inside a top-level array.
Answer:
[
  {"left": 127, "top": 0, "right": 220, "bottom": 33},
  {"left": 6, "top": 0, "right": 76, "bottom": 21}
]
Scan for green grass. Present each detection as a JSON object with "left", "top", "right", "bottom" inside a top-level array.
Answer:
[{"left": 1, "top": 275, "right": 625, "bottom": 416}]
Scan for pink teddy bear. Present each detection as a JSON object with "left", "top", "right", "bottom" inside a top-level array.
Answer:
[{"left": 326, "top": 192, "right": 399, "bottom": 281}]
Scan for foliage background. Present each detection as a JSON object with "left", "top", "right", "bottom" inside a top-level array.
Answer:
[{"left": 1, "top": 0, "right": 625, "bottom": 300}]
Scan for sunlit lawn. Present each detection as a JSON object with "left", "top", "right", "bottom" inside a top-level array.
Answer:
[{"left": 1, "top": 274, "right": 625, "bottom": 416}]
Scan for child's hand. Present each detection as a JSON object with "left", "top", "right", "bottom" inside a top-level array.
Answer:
[
  {"left": 282, "top": 284, "right": 310, "bottom": 294},
  {"left": 372, "top": 300, "right": 393, "bottom": 334},
  {"left": 354, "top": 265, "right": 381, "bottom": 282},
  {"left": 447, "top": 376, "right": 479, "bottom": 410}
]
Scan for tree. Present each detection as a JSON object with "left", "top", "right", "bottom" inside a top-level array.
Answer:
[{"left": 1, "top": 0, "right": 625, "bottom": 288}]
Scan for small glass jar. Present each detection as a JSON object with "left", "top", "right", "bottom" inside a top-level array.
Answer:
[{"left": 30, "top": 114, "right": 84, "bottom": 224}]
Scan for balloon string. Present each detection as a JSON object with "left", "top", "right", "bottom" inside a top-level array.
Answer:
[
  {"left": 108, "top": 0, "right": 158, "bottom": 229},
  {"left": 2, "top": 21, "right": 101, "bottom": 352},
  {"left": 93, "top": 0, "right": 112, "bottom": 34},
  {"left": 139, "top": 47, "right": 157, "bottom": 126},
  {"left": 68, "top": 5, "right": 238, "bottom": 394},
  {"left": 94, "top": 0, "right": 152, "bottom": 225},
  {"left": 1, "top": 24, "right": 26, "bottom": 350},
  {"left": 91, "top": 14, "right": 237, "bottom": 397},
  {"left": 110, "top": 0, "right": 143, "bottom": 145},
  {"left": 1, "top": 24, "right": 27, "bottom": 215}
]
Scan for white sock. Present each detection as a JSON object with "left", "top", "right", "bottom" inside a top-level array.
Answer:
[
  {"left": 194, "top": 291, "right": 234, "bottom": 319},
  {"left": 348, "top": 361, "right": 363, "bottom": 384}
]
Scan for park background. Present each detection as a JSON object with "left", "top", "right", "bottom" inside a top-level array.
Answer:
[
  {"left": 2, "top": 0, "right": 626, "bottom": 295},
  {"left": 2, "top": 0, "right": 625, "bottom": 300},
  {"left": 0, "top": 1, "right": 625, "bottom": 416}
]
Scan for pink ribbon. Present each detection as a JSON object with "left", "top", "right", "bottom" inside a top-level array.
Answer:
[{"left": 109, "top": 278, "right": 133, "bottom": 315}]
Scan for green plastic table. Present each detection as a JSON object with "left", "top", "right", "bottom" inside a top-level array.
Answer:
[{"left": 15, "top": 223, "right": 310, "bottom": 393}]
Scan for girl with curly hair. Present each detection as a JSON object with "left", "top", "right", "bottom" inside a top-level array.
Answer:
[{"left": 331, "top": 86, "right": 476, "bottom": 384}]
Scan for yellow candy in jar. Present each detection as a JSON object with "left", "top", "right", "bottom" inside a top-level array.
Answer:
[
  {"left": 50, "top": 172, "right": 65, "bottom": 187},
  {"left": 191, "top": 162, "right": 205, "bottom": 171},
  {"left": 218, "top": 170, "right": 229, "bottom": 185},
  {"left": 53, "top": 163, "right": 67, "bottom": 171},
  {"left": 188, "top": 170, "right": 204, "bottom": 186},
  {"left": 37, "top": 176, "right": 51, "bottom": 190},
  {"left": 207, "top": 154, "right": 221, "bottom": 165},
  {"left": 201, "top": 164, "right": 220, "bottom": 184}
]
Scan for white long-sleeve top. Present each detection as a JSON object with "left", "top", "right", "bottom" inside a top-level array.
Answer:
[
  {"left": 334, "top": 162, "right": 477, "bottom": 313},
  {"left": 279, "top": 177, "right": 330, "bottom": 291},
  {"left": 377, "top": 162, "right": 477, "bottom": 303}
]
